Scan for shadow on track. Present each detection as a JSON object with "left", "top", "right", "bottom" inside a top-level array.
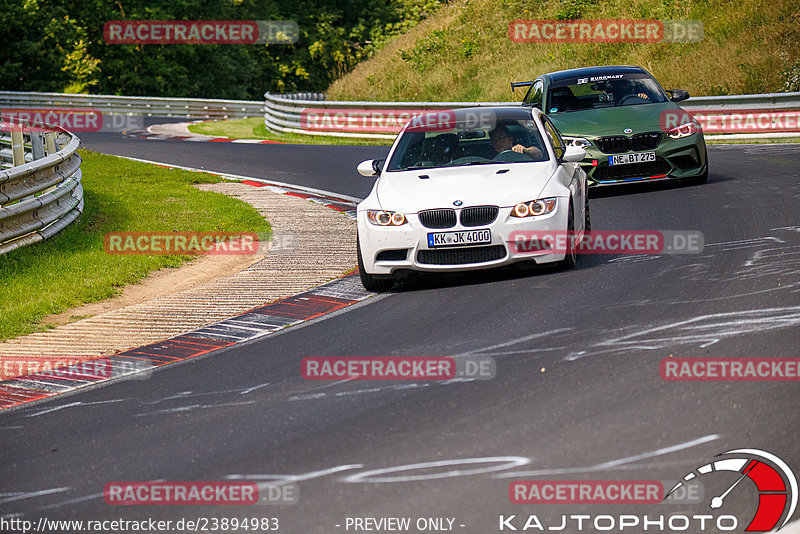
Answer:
[
  {"left": 388, "top": 253, "right": 608, "bottom": 293},
  {"left": 587, "top": 172, "right": 731, "bottom": 199}
]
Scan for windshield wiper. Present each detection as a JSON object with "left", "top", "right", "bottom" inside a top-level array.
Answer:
[{"left": 395, "top": 165, "right": 437, "bottom": 171}]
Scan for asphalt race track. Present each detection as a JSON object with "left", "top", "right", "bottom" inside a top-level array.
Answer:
[{"left": 1, "top": 130, "right": 799, "bottom": 533}]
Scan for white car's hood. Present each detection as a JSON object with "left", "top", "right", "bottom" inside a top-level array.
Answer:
[{"left": 375, "top": 163, "right": 556, "bottom": 213}]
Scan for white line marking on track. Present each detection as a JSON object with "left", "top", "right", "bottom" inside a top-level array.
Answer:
[
  {"left": 0, "top": 487, "right": 71, "bottom": 505},
  {"left": 494, "top": 435, "right": 721, "bottom": 478},
  {"left": 240, "top": 382, "right": 271, "bottom": 395},
  {"left": 25, "top": 399, "right": 124, "bottom": 417}
]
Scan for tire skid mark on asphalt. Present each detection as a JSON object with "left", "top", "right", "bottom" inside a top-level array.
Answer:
[
  {"left": 564, "top": 306, "right": 800, "bottom": 362},
  {"left": 601, "top": 227, "right": 800, "bottom": 303}
]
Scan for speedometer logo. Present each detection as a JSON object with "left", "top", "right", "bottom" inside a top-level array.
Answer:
[{"left": 665, "top": 449, "right": 798, "bottom": 531}]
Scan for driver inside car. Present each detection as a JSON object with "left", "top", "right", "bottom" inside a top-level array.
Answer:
[
  {"left": 489, "top": 124, "right": 542, "bottom": 159},
  {"left": 613, "top": 79, "right": 652, "bottom": 102}
]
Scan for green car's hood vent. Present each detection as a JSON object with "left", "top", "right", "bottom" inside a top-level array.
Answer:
[{"left": 549, "top": 102, "right": 682, "bottom": 137}]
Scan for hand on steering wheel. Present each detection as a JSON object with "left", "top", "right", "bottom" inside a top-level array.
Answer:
[{"left": 619, "top": 94, "right": 648, "bottom": 104}]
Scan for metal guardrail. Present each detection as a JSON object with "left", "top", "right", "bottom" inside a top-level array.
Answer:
[
  {"left": 0, "top": 91, "right": 264, "bottom": 120},
  {"left": 0, "top": 120, "right": 84, "bottom": 255},
  {"left": 680, "top": 92, "right": 800, "bottom": 109},
  {"left": 264, "top": 92, "right": 517, "bottom": 139},
  {"left": 264, "top": 91, "right": 800, "bottom": 139}
]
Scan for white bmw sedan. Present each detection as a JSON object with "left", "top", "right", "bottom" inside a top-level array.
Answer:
[{"left": 356, "top": 106, "right": 589, "bottom": 291}]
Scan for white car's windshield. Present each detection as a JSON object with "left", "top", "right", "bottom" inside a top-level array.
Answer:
[{"left": 386, "top": 118, "right": 548, "bottom": 172}]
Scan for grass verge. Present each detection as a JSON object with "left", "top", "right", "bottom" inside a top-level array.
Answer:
[
  {"left": 327, "top": 0, "right": 800, "bottom": 102},
  {"left": 188, "top": 117, "right": 393, "bottom": 146},
  {"left": 0, "top": 150, "right": 271, "bottom": 341}
]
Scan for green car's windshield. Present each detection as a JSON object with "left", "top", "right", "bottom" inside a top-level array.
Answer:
[
  {"left": 547, "top": 73, "right": 669, "bottom": 113},
  {"left": 386, "top": 119, "right": 548, "bottom": 172}
]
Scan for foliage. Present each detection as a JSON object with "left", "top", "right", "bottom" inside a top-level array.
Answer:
[
  {"left": 328, "top": 0, "right": 800, "bottom": 101},
  {"left": 0, "top": 0, "right": 446, "bottom": 98}
]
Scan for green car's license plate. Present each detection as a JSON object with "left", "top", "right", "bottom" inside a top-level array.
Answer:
[{"left": 609, "top": 151, "right": 656, "bottom": 165}]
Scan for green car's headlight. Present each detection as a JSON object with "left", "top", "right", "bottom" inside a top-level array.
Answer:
[{"left": 667, "top": 121, "right": 699, "bottom": 139}]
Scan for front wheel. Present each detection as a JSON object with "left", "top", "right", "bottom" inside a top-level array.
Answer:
[
  {"left": 357, "top": 237, "right": 395, "bottom": 292},
  {"left": 686, "top": 149, "right": 709, "bottom": 185},
  {"left": 584, "top": 193, "right": 591, "bottom": 233},
  {"left": 688, "top": 165, "right": 708, "bottom": 185},
  {"left": 557, "top": 200, "right": 577, "bottom": 270}
]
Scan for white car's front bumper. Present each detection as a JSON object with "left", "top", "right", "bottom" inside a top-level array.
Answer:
[{"left": 357, "top": 198, "right": 571, "bottom": 275}]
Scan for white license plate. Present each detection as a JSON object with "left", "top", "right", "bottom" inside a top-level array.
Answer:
[
  {"left": 427, "top": 229, "right": 491, "bottom": 248},
  {"left": 609, "top": 151, "right": 656, "bottom": 165}
]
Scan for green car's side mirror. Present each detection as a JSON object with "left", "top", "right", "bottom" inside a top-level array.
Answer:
[{"left": 669, "top": 89, "right": 690, "bottom": 102}]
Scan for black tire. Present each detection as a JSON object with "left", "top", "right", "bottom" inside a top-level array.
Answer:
[
  {"left": 687, "top": 148, "right": 709, "bottom": 185},
  {"left": 584, "top": 193, "right": 591, "bottom": 234},
  {"left": 357, "top": 236, "right": 395, "bottom": 292},
  {"left": 690, "top": 165, "right": 708, "bottom": 185},
  {"left": 557, "top": 200, "right": 577, "bottom": 270}
]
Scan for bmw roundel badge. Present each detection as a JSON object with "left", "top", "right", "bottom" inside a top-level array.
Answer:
[{"left": 453, "top": 200, "right": 463, "bottom": 206}]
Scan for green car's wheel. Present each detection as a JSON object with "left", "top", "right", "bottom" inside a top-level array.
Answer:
[{"left": 686, "top": 148, "right": 709, "bottom": 185}]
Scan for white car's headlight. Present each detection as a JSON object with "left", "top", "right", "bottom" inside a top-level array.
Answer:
[
  {"left": 562, "top": 136, "right": 593, "bottom": 148},
  {"left": 366, "top": 210, "right": 407, "bottom": 226},
  {"left": 510, "top": 198, "right": 557, "bottom": 218},
  {"left": 667, "top": 121, "right": 699, "bottom": 139}
]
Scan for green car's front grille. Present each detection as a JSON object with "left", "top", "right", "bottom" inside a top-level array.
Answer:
[{"left": 594, "top": 132, "right": 663, "bottom": 154}]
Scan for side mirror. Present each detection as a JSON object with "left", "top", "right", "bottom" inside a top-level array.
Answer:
[
  {"left": 669, "top": 89, "right": 690, "bottom": 102},
  {"left": 562, "top": 145, "right": 586, "bottom": 162},
  {"left": 357, "top": 159, "right": 384, "bottom": 177}
]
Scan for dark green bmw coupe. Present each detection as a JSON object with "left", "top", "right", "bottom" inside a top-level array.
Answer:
[{"left": 515, "top": 65, "right": 707, "bottom": 186}]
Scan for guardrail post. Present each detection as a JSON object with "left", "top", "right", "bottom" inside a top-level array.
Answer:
[
  {"left": 44, "top": 132, "right": 57, "bottom": 155},
  {"left": 11, "top": 128, "right": 24, "bottom": 166},
  {"left": 31, "top": 131, "right": 45, "bottom": 161}
]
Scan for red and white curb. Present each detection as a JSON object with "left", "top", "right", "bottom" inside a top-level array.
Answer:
[
  {"left": 124, "top": 128, "right": 283, "bottom": 144},
  {"left": 0, "top": 167, "right": 369, "bottom": 411},
  {"left": 0, "top": 274, "right": 373, "bottom": 411}
]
